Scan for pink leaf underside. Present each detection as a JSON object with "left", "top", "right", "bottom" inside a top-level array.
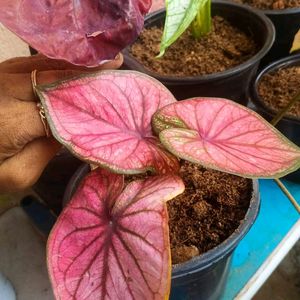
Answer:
[
  {"left": 0, "top": 0, "right": 151, "bottom": 66},
  {"left": 156, "top": 98, "right": 300, "bottom": 178},
  {"left": 47, "top": 168, "right": 185, "bottom": 300},
  {"left": 37, "top": 71, "right": 179, "bottom": 174},
  {"left": 150, "top": 0, "right": 165, "bottom": 12}
]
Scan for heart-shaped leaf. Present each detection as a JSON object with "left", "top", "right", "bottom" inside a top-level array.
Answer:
[
  {"left": 47, "top": 168, "right": 185, "bottom": 300},
  {"left": 0, "top": 0, "right": 151, "bottom": 66},
  {"left": 37, "top": 71, "right": 179, "bottom": 174},
  {"left": 158, "top": 0, "right": 206, "bottom": 57},
  {"left": 154, "top": 98, "right": 300, "bottom": 178}
]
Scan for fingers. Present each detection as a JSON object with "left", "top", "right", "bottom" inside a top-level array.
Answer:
[
  {"left": 0, "top": 53, "right": 123, "bottom": 73},
  {"left": 0, "top": 53, "right": 124, "bottom": 192},
  {"left": 0, "top": 71, "right": 80, "bottom": 102},
  {"left": 0, "top": 98, "right": 46, "bottom": 161},
  {"left": 0, "top": 73, "right": 32, "bottom": 101},
  {"left": 0, "top": 137, "right": 61, "bottom": 193},
  {"left": 0, "top": 54, "right": 123, "bottom": 102},
  {"left": 4, "top": 70, "right": 101, "bottom": 102}
]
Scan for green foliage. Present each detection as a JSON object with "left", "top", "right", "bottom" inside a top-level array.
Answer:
[
  {"left": 191, "top": 0, "right": 211, "bottom": 39},
  {"left": 158, "top": 0, "right": 207, "bottom": 57},
  {"left": 290, "top": 29, "right": 300, "bottom": 53}
]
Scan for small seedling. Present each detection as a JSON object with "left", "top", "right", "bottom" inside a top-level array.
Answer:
[
  {"left": 159, "top": 0, "right": 212, "bottom": 56},
  {"left": 290, "top": 29, "right": 300, "bottom": 54}
]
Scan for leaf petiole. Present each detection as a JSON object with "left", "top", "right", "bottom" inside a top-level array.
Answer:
[
  {"left": 191, "top": 0, "right": 211, "bottom": 39},
  {"left": 271, "top": 90, "right": 300, "bottom": 126},
  {"left": 274, "top": 179, "right": 300, "bottom": 214}
]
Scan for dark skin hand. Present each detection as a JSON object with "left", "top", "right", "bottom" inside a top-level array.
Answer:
[{"left": 0, "top": 54, "right": 123, "bottom": 193}]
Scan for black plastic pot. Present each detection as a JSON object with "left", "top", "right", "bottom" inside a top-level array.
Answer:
[
  {"left": 63, "top": 164, "right": 260, "bottom": 300},
  {"left": 123, "top": 0, "right": 275, "bottom": 105},
  {"left": 33, "top": 148, "right": 82, "bottom": 214},
  {"left": 258, "top": 7, "right": 300, "bottom": 66},
  {"left": 249, "top": 54, "right": 300, "bottom": 182}
]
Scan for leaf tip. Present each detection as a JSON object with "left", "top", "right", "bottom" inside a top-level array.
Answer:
[
  {"left": 290, "top": 29, "right": 300, "bottom": 53},
  {"left": 156, "top": 49, "right": 165, "bottom": 58}
]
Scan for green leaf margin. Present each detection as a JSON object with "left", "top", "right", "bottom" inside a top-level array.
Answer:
[{"left": 158, "top": 0, "right": 206, "bottom": 57}]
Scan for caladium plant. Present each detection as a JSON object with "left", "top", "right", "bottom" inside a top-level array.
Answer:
[
  {"left": 35, "top": 71, "right": 300, "bottom": 299},
  {"left": 0, "top": 0, "right": 152, "bottom": 66}
]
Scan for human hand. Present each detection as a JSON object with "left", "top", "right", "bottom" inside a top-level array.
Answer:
[{"left": 0, "top": 54, "right": 123, "bottom": 192}]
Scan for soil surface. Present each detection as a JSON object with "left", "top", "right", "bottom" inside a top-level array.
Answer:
[
  {"left": 168, "top": 161, "right": 252, "bottom": 264},
  {"left": 127, "top": 161, "right": 252, "bottom": 264},
  {"left": 258, "top": 66, "right": 300, "bottom": 118},
  {"left": 233, "top": 0, "right": 300, "bottom": 10},
  {"left": 130, "top": 16, "right": 258, "bottom": 77}
]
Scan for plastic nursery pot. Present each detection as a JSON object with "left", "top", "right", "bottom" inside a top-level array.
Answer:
[
  {"left": 259, "top": 7, "right": 300, "bottom": 66},
  {"left": 249, "top": 54, "right": 300, "bottom": 182},
  {"left": 33, "top": 148, "right": 82, "bottom": 214},
  {"left": 63, "top": 164, "right": 260, "bottom": 300},
  {"left": 122, "top": 0, "right": 275, "bottom": 105}
]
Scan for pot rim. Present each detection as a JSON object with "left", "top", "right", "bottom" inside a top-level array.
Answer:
[
  {"left": 250, "top": 53, "right": 300, "bottom": 125},
  {"left": 63, "top": 164, "right": 260, "bottom": 279},
  {"left": 261, "top": 6, "right": 300, "bottom": 15},
  {"left": 123, "top": 0, "right": 275, "bottom": 84}
]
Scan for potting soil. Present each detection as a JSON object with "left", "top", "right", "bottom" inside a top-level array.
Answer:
[
  {"left": 130, "top": 16, "right": 258, "bottom": 77},
  {"left": 126, "top": 161, "right": 253, "bottom": 264},
  {"left": 168, "top": 161, "right": 252, "bottom": 264},
  {"left": 258, "top": 66, "right": 300, "bottom": 118},
  {"left": 234, "top": 0, "right": 300, "bottom": 10}
]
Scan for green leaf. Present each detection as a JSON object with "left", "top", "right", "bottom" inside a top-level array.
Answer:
[
  {"left": 158, "top": 0, "right": 206, "bottom": 57},
  {"left": 290, "top": 29, "right": 300, "bottom": 53}
]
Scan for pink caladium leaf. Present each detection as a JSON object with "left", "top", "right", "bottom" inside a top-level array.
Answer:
[
  {"left": 0, "top": 0, "right": 151, "bottom": 66},
  {"left": 37, "top": 71, "right": 179, "bottom": 174},
  {"left": 47, "top": 168, "right": 185, "bottom": 300},
  {"left": 154, "top": 98, "right": 300, "bottom": 178}
]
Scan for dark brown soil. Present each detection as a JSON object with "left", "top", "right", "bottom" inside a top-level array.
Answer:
[
  {"left": 130, "top": 16, "right": 258, "bottom": 77},
  {"left": 258, "top": 66, "right": 300, "bottom": 118},
  {"left": 233, "top": 0, "right": 300, "bottom": 10},
  {"left": 168, "top": 161, "right": 252, "bottom": 264},
  {"left": 126, "top": 161, "right": 252, "bottom": 264}
]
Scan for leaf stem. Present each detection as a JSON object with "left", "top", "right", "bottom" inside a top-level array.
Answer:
[
  {"left": 270, "top": 92, "right": 300, "bottom": 214},
  {"left": 271, "top": 90, "right": 300, "bottom": 126},
  {"left": 191, "top": 0, "right": 211, "bottom": 39},
  {"left": 274, "top": 179, "right": 300, "bottom": 214}
]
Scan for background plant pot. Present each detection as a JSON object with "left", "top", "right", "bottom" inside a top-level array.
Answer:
[
  {"left": 63, "top": 164, "right": 260, "bottom": 300},
  {"left": 122, "top": 0, "right": 275, "bottom": 105},
  {"left": 259, "top": 7, "right": 300, "bottom": 66},
  {"left": 249, "top": 54, "right": 300, "bottom": 182},
  {"left": 33, "top": 149, "right": 81, "bottom": 214}
]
